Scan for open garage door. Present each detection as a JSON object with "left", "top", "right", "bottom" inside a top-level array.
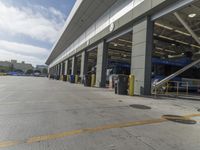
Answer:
[
  {"left": 152, "top": 0, "right": 200, "bottom": 97},
  {"left": 106, "top": 31, "right": 132, "bottom": 88}
]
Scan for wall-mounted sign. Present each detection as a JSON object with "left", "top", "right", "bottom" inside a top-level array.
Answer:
[
  {"left": 110, "top": 23, "right": 115, "bottom": 32},
  {"left": 87, "top": 40, "right": 90, "bottom": 46}
]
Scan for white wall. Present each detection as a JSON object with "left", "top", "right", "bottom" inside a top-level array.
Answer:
[{"left": 50, "top": 0, "right": 144, "bottom": 68}]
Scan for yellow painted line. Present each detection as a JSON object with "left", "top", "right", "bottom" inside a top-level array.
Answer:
[
  {"left": 27, "top": 119, "right": 166, "bottom": 144},
  {"left": 185, "top": 113, "right": 200, "bottom": 118},
  {"left": 83, "top": 118, "right": 166, "bottom": 133},
  {"left": 0, "top": 141, "right": 19, "bottom": 148},
  {"left": 0, "top": 113, "right": 199, "bottom": 148},
  {"left": 27, "top": 130, "right": 83, "bottom": 144}
]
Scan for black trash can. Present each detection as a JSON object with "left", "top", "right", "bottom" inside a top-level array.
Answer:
[
  {"left": 55, "top": 75, "right": 60, "bottom": 80},
  {"left": 63, "top": 75, "right": 67, "bottom": 81},
  {"left": 70, "top": 75, "right": 75, "bottom": 83},
  {"left": 115, "top": 75, "right": 128, "bottom": 95},
  {"left": 50, "top": 74, "right": 54, "bottom": 79},
  {"left": 114, "top": 80, "right": 118, "bottom": 94},
  {"left": 84, "top": 75, "right": 91, "bottom": 87}
]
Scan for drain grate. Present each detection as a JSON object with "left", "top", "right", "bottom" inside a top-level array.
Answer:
[
  {"left": 162, "top": 115, "right": 197, "bottom": 125},
  {"left": 129, "top": 104, "right": 151, "bottom": 110},
  {"left": 197, "top": 109, "right": 200, "bottom": 112}
]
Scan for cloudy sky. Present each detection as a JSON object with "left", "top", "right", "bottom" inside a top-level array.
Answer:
[{"left": 0, "top": 0, "right": 75, "bottom": 66}]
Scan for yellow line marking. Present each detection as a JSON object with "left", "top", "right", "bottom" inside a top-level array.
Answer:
[
  {"left": 27, "top": 130, "right": 83, "bottom": 144},
  {"left": 185, "top": 113, "right": 200, "bottom": 118},
  {"left": 0, "top": 113, "right": 199, "bottom": 148},
  {"left": 83, "top": 118, "right": 166, "bottom": 133},
  {"left": 0, "top": 141, "right": 19, "bottom": 148},
  {"left": 27, "top": 119, "right": 167, "bottom": 144}
]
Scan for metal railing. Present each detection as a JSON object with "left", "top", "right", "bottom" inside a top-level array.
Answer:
[{"left": 153, "top": 81, "right": 190, "bottom": 97}]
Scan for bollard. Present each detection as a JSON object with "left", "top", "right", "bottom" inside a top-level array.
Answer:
[
  {"left": 91, "top": 74, "right": 96, "bottom": 87},
  {"left": 61, "top": 75, "right": 64, "bottom": 81},
  {"left": 129, "top": 75, "right": 135, "bottom": 96},
  {"left": 67, "top": 75, "right": 70, "bottom": 82},
  {"left": 75, "top": 75, "right": 79, "bottom": 84}
]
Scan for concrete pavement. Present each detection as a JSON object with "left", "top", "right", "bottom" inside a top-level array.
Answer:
[{"left": 0, "top": 76, "right": 199, "bottom": 150}]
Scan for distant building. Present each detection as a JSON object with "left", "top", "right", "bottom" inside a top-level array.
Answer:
[
  {"left": 0, "top": 61, "right": 10, "bottom": 67},
  {"left": 36, "top": 65, "right": 48, "bottom": 70},
  {"left": 0, "top": 60, "right": 33, "bottom": 73},
  {"left": 35, "top": 65, "right": 48, "bottom": 75}
]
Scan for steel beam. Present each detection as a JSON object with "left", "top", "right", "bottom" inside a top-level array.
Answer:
[{"left": 174, "top": 12, "right": 200, "bottom": 45}]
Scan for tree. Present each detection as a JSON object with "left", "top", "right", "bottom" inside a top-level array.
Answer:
[
  {"left": 42, "top": 68, "right": 48, "bottom": 74},
  {"left": 34, "top": 70, "right": 41, "bottom": 73},
  {"left": 26, "top": 69, "right": 33, "bottom": 75}
]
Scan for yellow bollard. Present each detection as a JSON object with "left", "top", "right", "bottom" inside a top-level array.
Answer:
[
  {"left": 91, "top": 74, "right": 96, "bottom": 87},
  {"left": 75, "top": 75, "right": 79, "bottom": 84},
  {"left": 66, "top": 75, "right": 70, "bottom": 82},
  {"left": 129, "top": 75, "right": 135, "bottom": 96},
  {"left": 60, "top": 75, "right": 63, "bottom": 81}
]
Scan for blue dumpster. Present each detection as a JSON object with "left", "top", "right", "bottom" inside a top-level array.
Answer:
[{"left": 70, "top": 75, "right": 75, "bottom": 83}]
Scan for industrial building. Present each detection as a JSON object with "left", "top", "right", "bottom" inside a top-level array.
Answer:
[
  {"left": 0, "top": 60, "right": 33, "bottom": 73},
  {"left": 46, "top": 0, "right": 200, "bottom": 96}
]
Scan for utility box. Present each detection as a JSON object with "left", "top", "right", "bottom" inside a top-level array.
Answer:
[{"left": 114, "top": 75, "right": 128, "bottom": 95}]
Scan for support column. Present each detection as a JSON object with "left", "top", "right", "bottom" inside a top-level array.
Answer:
[
  {"left": 62, "top": 62, "right": 65, "bottom": 75},
  {"left": 131, "top": 17, "right": 153, "bottom": 95},
  {"left": 64, "top": 60, "right": 68, "bottom": 75},
  {"left": 71, "top": 56, "right": 77, "bottom": 75},
  {"left": 80, "top": 51, "right": 88, "bottom": 81},
  {"left": 58, "top": 64, "right": 61, "bottom": 76},
  {"left": 96, "top": 41, "right": 108, "bottom": 88},
  {"left": 56, "top": 64, "right": 58, "bottom": 75},
  {"left": 54, "top": 66, "right": 56, "bottom": 75},
  {"left": 60, "top": 63, "right": 63, "bottom": 77}
]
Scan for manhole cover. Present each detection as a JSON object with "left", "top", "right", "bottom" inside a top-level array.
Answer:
[
  {"left": 129, "top": 104, "right": 151, "bottom": 110},
  {"left": 162, "top": 115, "right": 197, "bottom": 125}
]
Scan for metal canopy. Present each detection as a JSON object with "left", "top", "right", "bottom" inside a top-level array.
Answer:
[{"left": 46, "top": 0, "right": 118, "bottom": 65}]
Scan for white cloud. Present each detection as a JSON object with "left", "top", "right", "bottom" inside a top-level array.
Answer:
[
  {"left": 0, "top": 40, "right": 48, "bottom": 57},
  {"left": 0, "top": 2, "right": 65, "bottom": 43},
  {"left": 0, "top": 40, "right": 49, "bottom": 66}
]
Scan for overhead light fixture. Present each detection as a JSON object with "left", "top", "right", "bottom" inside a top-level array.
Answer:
[
  {"left": 114, "top": 43, "right": 118, "bottom": 47},
  {"left": 175, "top": 40, "right": 189, "bottom": 45},
  {"left": 165, "top": 49, "right": 176, "bottom": 54},
  {"left": 159, "top": 35, "right": 174, "bottom": 41},
  {"left": 155, "top": 51, "right": 165, "bottom": 55},
  {"left": 118, "top": 39, "right": 133, "bottom": 44},
  {"left": 175, "top": 30, "right": 191, "bottom": 36},
  {"left": 155, "top": 23, "right": 191, "bottom": 36},
  {"left": 191, "top": 44, "right": 200, "bottom": 49},
  {"left": 123, "top": 54, "right": 127, "bottom": 58},
  {"left": 155, "top": 47, "right": 176, "bottom": 54},
  {"left": 188, "top": 13, "right": 196, "bottom": 18},
  {"left": 155, "top": 23, "right": 173, "bottom": 30}
]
